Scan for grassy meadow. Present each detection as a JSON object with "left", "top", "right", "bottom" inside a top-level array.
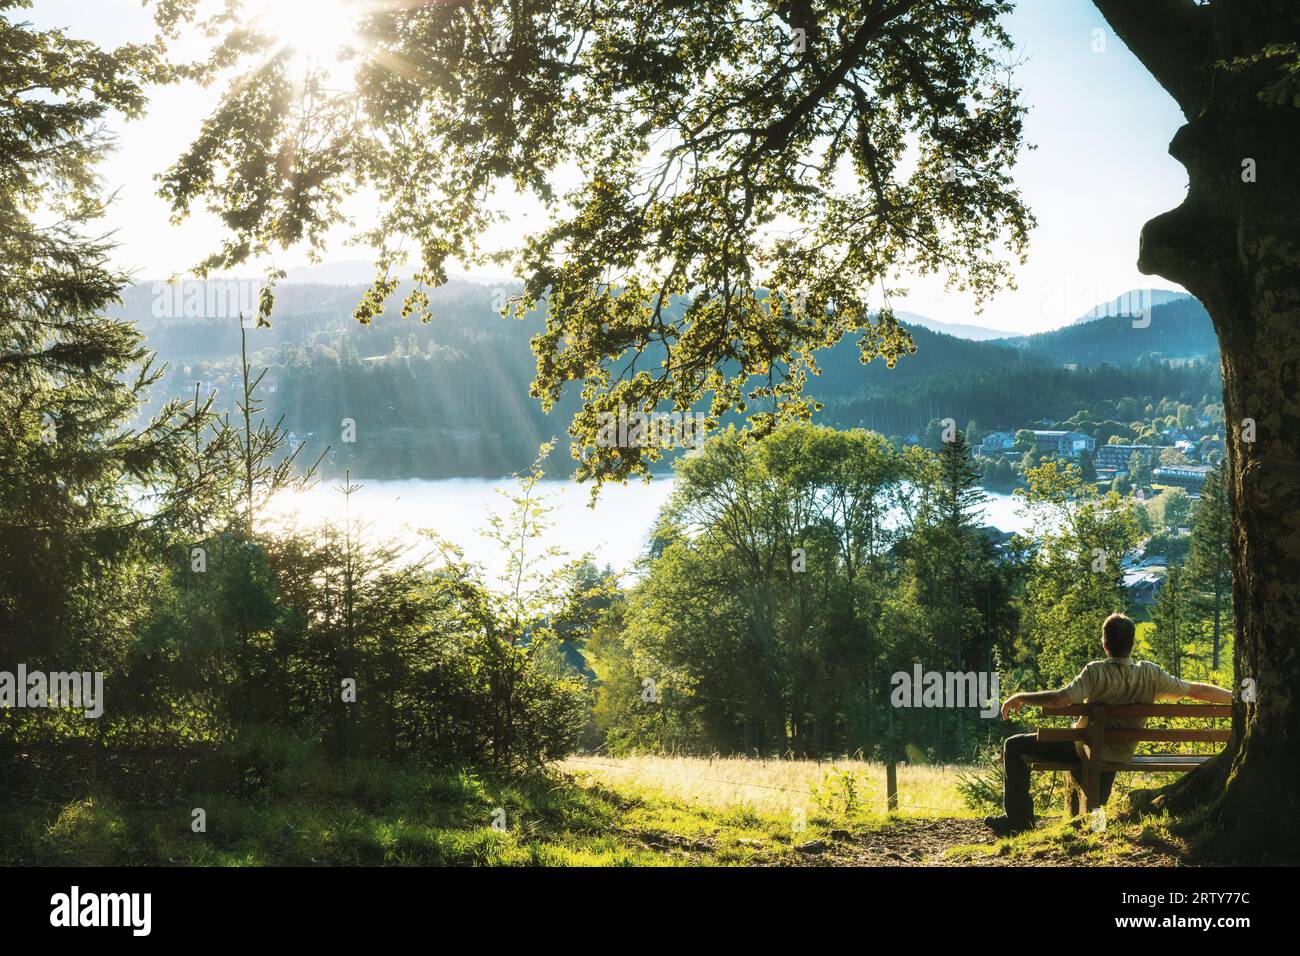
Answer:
[
  {"left": 0, "top": 741, "right": 1204, "bottom": 866},
  {"left": 560, "top": 754, "right": 978, "bottom": 817}
]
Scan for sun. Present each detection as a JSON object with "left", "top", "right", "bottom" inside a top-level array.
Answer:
[{"left": 251, "top": 0, "right": 366, "bottom": 68}]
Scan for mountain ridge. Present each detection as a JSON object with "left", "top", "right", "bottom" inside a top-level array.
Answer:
[{"left": 115, "top": 280, "right": 1222, "bottom": 477}]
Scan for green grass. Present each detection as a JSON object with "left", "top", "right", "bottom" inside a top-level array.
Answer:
[
  {"left": 945, "top": 811, "right": 1191, "bottom": 865},
  {"left": 560, "top": 754, "right": 978, "bottom": 818},
  {"left": 1, "top": 767, "right": 636, "bottom": 866},
  {"left": 0, "top": 745, "right": 1210, "bottom": 866},
  {"left": 0, "top": 753, "right": 884, "bottom": 866}
]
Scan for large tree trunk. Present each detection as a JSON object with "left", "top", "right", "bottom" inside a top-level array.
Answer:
[{"left": 1096, "top": 0, "right": 1300, "bottom": 862}]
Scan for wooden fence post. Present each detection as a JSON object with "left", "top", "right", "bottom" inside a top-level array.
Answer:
[{"left": 886, "top": 761, "right": 898, "bottom": 812}]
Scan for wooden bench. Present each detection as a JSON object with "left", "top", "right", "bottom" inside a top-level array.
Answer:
[{"left": 1025, "top": 703, "right": 1231, "bottom": 815}]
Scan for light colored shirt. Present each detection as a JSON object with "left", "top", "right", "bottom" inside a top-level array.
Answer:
[{"left": 1062, "top": 657, "right": 1192, "bottom": 764}]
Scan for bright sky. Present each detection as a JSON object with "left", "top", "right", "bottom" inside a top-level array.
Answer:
[{"left": 28, "top": 0, "right": 1190, "bottom": 335}]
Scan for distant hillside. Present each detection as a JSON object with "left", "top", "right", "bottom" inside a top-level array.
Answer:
[
  {"left": 995, "top": 297, "right": 1218, "bottom": 367},
  {"left": 819, "top": 359, "right": 1221, "bottom": 439},
  {"left": 895, "top": 311, "right": 1017, "bottom": 341},
  {"left": 1071, "top": 289, "right": 1190, "bottom": 325},
  {"left": 112, "top": 280, "right": 1222, "bottom": 478},
  {"left": 120, "top": 280, "right": 585, "bottom": 479},
  {"left": 111, "top": 279, "right": 523, "bottom": 364},
  {"left": 804, "top": 321, "right": 1052, "bottom": 402}
]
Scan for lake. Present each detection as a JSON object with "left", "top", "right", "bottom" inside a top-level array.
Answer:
[{"left": 264, "top": 477, "right": 1035, "bottom": 582}]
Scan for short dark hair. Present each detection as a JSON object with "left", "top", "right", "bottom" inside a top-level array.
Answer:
[{"left": 1102, "top": 612, "right": 1136, "bottom": 658}]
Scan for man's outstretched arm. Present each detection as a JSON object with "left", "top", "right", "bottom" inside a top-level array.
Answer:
[
  {"left": 1001, "top": 690, "right": 1071, "bottom": 720},
  {"left": 1172, "top": 681, "right": 1232, "bottom": 704}
]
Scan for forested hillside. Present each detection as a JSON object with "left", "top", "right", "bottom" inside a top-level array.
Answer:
[
  {"left": 821, "top": 358, "right": 1221, "bottom": 438},
  {"left": 998, "top": 296, "right": 1217, "bottom": 366},
  {"left": 122, "top": 280, "right": 1218, "bottom": 477},
  {"left": 126, "top": 281, "right": 584, "bottom": 477}
]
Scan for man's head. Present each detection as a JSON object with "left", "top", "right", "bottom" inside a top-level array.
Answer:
[{"left": 1101, "top": 612, "right": 1136, "bottom": 658}]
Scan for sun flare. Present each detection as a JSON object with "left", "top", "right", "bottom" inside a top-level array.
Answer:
[{"left": 251, "top": 0, "right": 366, "bottom": 67}]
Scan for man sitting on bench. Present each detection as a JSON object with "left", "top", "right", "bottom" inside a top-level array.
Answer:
[{"left": 984, "top": 612, "right": 1231, "bottom": 836}]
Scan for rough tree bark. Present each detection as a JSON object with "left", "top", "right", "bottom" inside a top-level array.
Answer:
[{"left": 1095, "top": 0, "right": 1300, "bottom": 861}]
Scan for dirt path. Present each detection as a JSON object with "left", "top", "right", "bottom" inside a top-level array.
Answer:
[
  {"left": 739, "top": 816, "right": 1004, "bottom": 866},
  {"left": 807, "top": 817, "right": 994, "bottom": 865},
  {"left": 785, "top": 815, "right": 1187, "bottom": 867},
  {"left": 620, "top": 815, "right": 1018, "bottom": 866}
]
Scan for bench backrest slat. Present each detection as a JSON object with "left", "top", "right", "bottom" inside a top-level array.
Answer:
[
  {"left": 1040, "top": 703, "right": 1231, "bottom": 718},
  {"left": 1038, "top": 727, "right": 1231, "bottom": 744}
]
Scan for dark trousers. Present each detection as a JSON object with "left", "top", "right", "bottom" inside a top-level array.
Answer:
[{"left": 1003, "top": 732, "right": 1115, "bottom": 823}]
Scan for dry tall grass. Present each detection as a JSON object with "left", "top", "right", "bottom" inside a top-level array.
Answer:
[{"left": 559, "top": 754, "right": 987, "bottom": 818}]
